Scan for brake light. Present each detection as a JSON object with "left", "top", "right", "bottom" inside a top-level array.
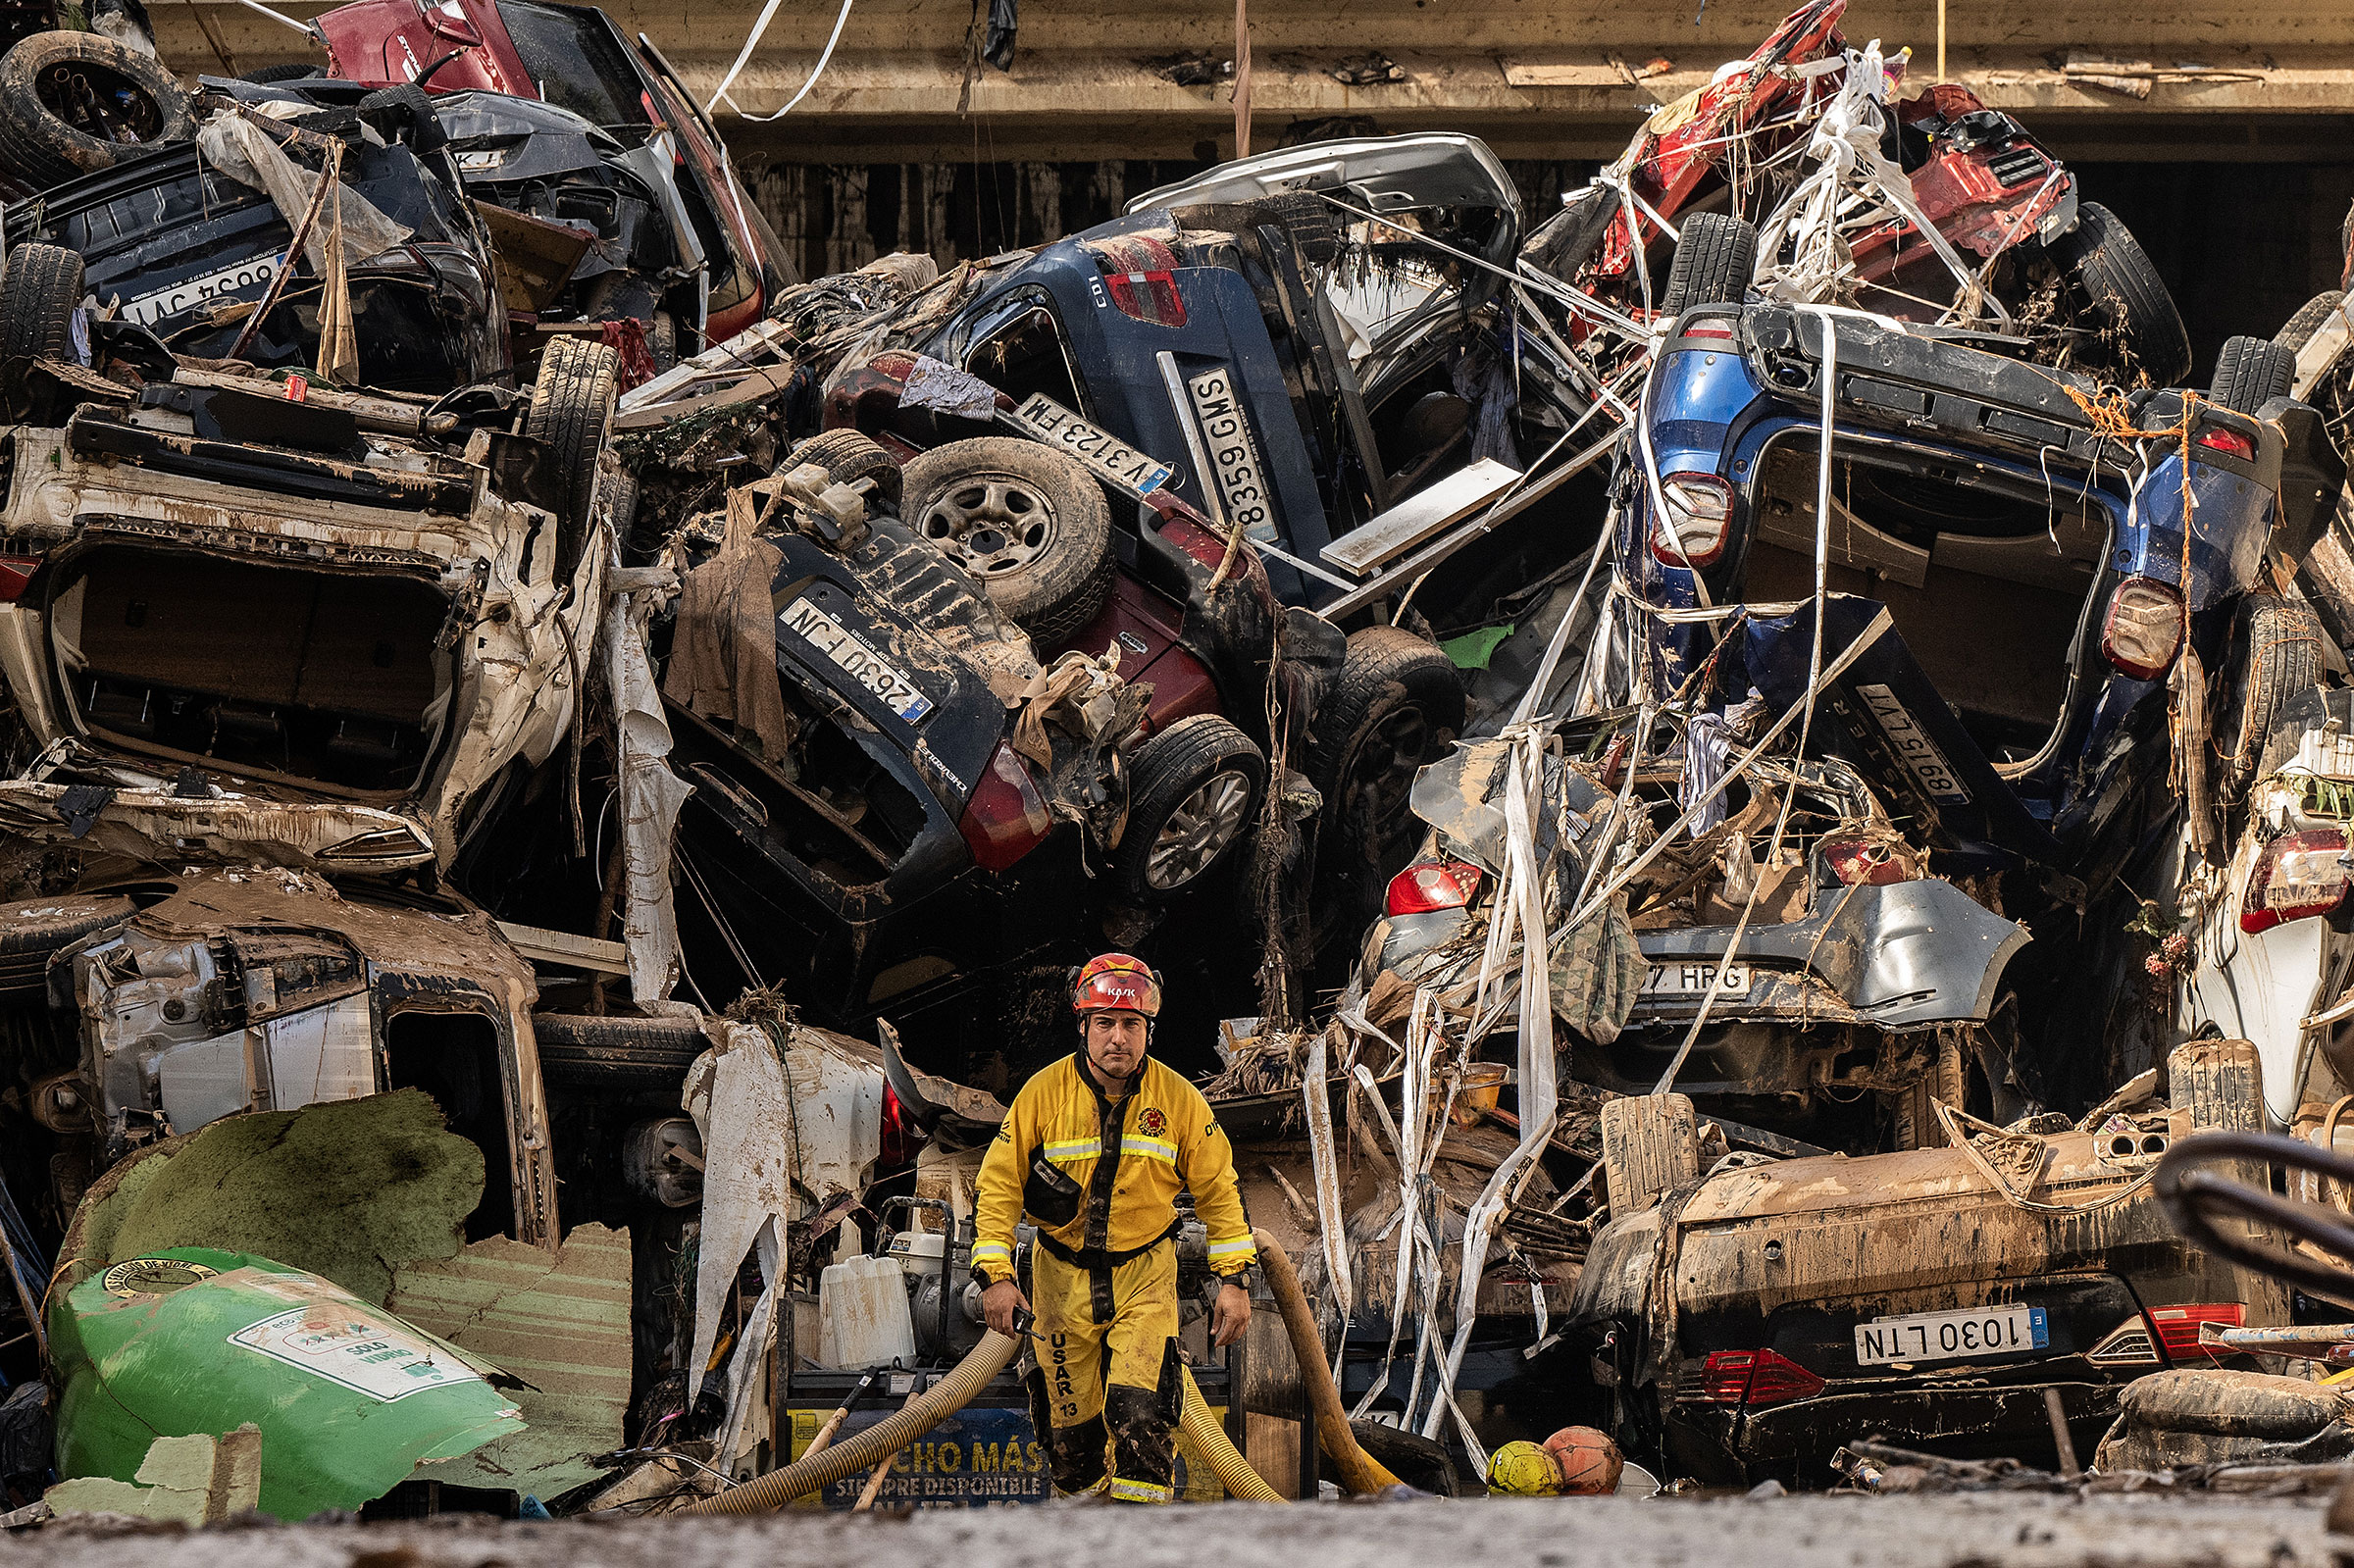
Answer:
[
  {"left": 1385, "top": 859, "right": 1486, "bottom": 917},
  {"left": 0, "top": 554, "right": 40, "bottom": 602},
  {"left": 1681, "top": 322, "right": 1736, "bottom": 341},
  {"left": 1820, "top": 839, "right": 1915, "bottom": 886},
  {"left": 2100, "top": 577, "right": 2185, "bottom": 681},
  {"left": 1696, "top": 1347, "right": 1824, "bottom": 1406},
  {"left": 2148, "top": 1302, "right": 2242, "bottom": 1362},
  {"left": 2196, "top": 427, "right": 2256, "bottom": 462},
  {"left": 956, "top": 742, "right": 1053, "bottom": 872},
  {"left": 2240, "top": 828, "right": 2353, "bottom": 935},
  {"left": 879, "top": 1084, "right": 924, "bottom": 1168},
  {"left": 1104, "top": 271, "right": 1187, "bottom": 328},
  {"left": 1646, "top": 472, "right": 1736, "bottom": 568}
]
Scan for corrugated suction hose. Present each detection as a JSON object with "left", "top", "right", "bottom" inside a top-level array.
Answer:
[
  {"left": 683, "top": 1330, "right": 1019, "bottom": 1514},
  {"left": 1178, "top": 1363, "right": 1284, "bottom": 1501},
  {"left": 679, "top": 1329, "right": 1287, "bottom": 1511}
]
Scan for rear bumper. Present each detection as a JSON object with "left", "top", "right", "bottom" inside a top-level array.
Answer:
[{"left": 1665, "top": 1376, "right": 2121, "bottom": 1487}]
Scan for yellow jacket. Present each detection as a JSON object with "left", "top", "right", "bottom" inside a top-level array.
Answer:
[{"left": 972, "top": 1052, "right": 1255, "bottom": 1286}]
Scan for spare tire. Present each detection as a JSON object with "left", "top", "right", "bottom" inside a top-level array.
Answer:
[
  {"left": 2050, "top": 202, "right": 2191, "bottom": 387},
  {"left": 0, "top": 241, "right": 83, "bottom": 424},
  {"left": 0, "top": 893, "right": 134, "bottom": 996},
  {"left": 897, "top": 436, "right": 1115, "bottom": 646},
  {"left": 2210, "top": 334, "right": 2296, "bottom": 415},
  {"left": 1660, "top": 212, "right": 1757, "bottom": 315},
  {"left": 524, "top": 335, "right": 621, "bottom": 582},
  {"left": 1599, "top": 1092, "right": 1700, "bottom": 1217},
  {"left": 2276, "top": 291, "right": 2346, "bottom": 355},
  {"left": 2217, "top": 593, "right": 2326, "bottom": 796},
  {"left": 1112, "top": 715, "right": 1266, "bottom": 902},
  {"left": 0, "top": 29, "right": 191, "bottom": 189},
  {"left": 531, "top": 1011, "right": 711, "bottom": 1090}
]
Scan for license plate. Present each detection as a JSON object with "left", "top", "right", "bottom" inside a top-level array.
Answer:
[
  {"left": 121, "top": 254, "right": 280, "bottom": 328},
  {"left": 1855, "top": 683, "right": 1971, "bottom": 804},
  {"left": 1000, "top": 393, "right": 1173, "bottom": 501},
  {"left": 1642, "top": 960, "right": 1751, "bottom": 998},
  {"left": 1185, "top": 367, "right": 1276, "bottom": 542},
  {"left": 778, "top": 598, "right": 934, "bottom": 723},
  {"left": 1854, "top": 1305, "right": 2048, "bottom": 1366}
]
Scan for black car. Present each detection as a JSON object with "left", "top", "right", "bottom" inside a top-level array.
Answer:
[{"left": 4, "top": 84, "right": 508, "bottom": 391}]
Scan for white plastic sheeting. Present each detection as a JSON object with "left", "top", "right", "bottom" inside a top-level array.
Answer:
[{"left": 602, "top": 583, "right": 690, "bottom": 1002}]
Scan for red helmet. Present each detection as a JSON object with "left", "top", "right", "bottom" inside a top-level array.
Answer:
[{"left": 1072, "top": 953, "right": 1162, "bottom": 1018}]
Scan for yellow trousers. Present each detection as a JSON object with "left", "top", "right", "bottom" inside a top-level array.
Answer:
[{"left": 1027, "top": 1237, "right": 1181, "bottom": 1502}]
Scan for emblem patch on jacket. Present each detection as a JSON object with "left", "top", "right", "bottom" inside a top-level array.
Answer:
[{"left": 1138, "top": 1107, "right": 1167, "bottom": 1138}]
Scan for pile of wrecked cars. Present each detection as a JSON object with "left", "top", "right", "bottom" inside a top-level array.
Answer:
[{"left": 0, "top": 0, "right": 2353, "bottom": 1526}]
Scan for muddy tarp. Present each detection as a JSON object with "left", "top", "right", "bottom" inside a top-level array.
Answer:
[{"left": 660, "top": 489, "right": 793, "bottom": 762}]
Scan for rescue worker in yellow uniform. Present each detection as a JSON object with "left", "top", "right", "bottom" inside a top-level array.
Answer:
[{"left": 972, "top": 953, "right": 1256, "bottom": 1503}]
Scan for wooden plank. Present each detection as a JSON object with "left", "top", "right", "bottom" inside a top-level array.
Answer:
[
  {"left": 495, "top": 921, "right": 630, "bottom": 976},
  {"left": 1321, "top": 458, "right": 1522, "bottom": 577}
]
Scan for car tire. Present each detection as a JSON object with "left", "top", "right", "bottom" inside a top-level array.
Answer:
[
  {"left": 0, "top": 29, "right": 192, "bottom": 189},
  {"left": 531, "top": 1011, "right": 711, "bottom": 1090},
  {"left": 647, "top": 309, "right": 678, "bottom": 373},
  {"left": 1265, "top": 191, "right": 1341, "bottom": 266},
  {"left": 2170, "top": 1037, "right": 2263, "bottom": 1135},
  {"left": 1886, "top": 1033, "right": 1966, "bottom": 1151},
  {"left": 524, "top": 335, "right": 621, "bottom": 582},
  {"left": 897, "top": 436, "right": 1115, "bottom": 646},
  {"left": 1660, "top": 213, "right": 1757, "bottom": 315},
  {"left": 2210, "top": 334, "right": 2297, "bottom": 415},
  {"left": 792, "top": 428, "right": 904, "bottom": 506},
  {"left": 2276, "top": 291, "right": 2346, "bottom": 354},
  {"left": 0, "top": 893, "right": 133, "bottom": 996},
  {"left": 1307, "top": 626, "right": 1464, "bottom": 873},
  {"left": 2049, "top": 202, "right": 2191, "bottom": 387},
  {"left": 240, "top": 62, "right": 322, "bottom": 83},
  {"left": 1599, "top": 1092, "right": 1700, "bottom": 1217},
  {"left": 2218, "top": 593, "right": 2326, "bottom": 797},
  {"left": 1112, "top": 715, "right": 1266, "bottom": 902},
  {"left": 0, "top": 241, "right": 82, "bottom": 424}
]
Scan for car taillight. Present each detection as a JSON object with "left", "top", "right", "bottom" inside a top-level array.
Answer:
[
  {"left": 2100, "top": 576, "right": 2185, "bottom": 681},
  {"left": 2148, "top": 1302, "right": 2242, "bottom": 1362},
  {"left": 956, "top": 742, "right": 1053, "bottom": 872},
  {"left": 1385, "top": 858, "right": 1486, "bottom": 917},
  {"left": 1820, "top": 838, "right": 1915, "bottom": 886},
  {"left": 2195, "top": 427, "right": 2256, "bottom": 461},
  {"left": 0, "top": 554, "right": 40, "bottom": 602},
  {"left": 879, "top": 1084, "right": 924, "bottom": 1168},
  {"left": 2240, "top": 829, "right": 2353, "bottom": 935},
  {"left": 1105, "top": 271, "right": 1187, "bottom": 328},
  {"left": 1647, "top": 472, "right": 1735, "bottom": 568},
  {"left": 1681, "top": 322, "right": 1736, "bottom": 340},
  {"left": 1696, "top": 1347, "right": 1825, "bottom": 1406}
]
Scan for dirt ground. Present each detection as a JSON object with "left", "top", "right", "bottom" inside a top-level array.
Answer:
[{"left": 0, "top": 1493, "right": 2342, "bottom": 1568}]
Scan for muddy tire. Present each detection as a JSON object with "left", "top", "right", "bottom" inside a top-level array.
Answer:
[
  {"left": 1112, "top": 715, "right": 1266, "bottom": 903},
  {"left": 0, "top": 30, "right": 191, "bottom": 190},
  {"left": 898, "top": 437, "right": 1115, "bottom": 645},
  {"left": 2170, "top": 1038, "right": 2264, "bottom": 1135},
  {"left": 2210, "top": 335, "right": 2296, "bottom": 415},
  {"left": 2218, "top": 594, "right": 2326, "bottom": 797},
  {"left": 531, "top": 1011, "right": 710, "bottom": 1090},
  {"left": 0, "top": 241, "right": 82, "bottom": 424},
  {"left": 0, "top": 893, "right": 133, "bottom": 996},
  {"left": 1661, "top": 213, "right": 1757, "bottom": 315},
  {"left": 1307, "top": 627, "right": 1464, "bottom": 901},
  {"left": 2277, "top": 291, "right": 2346, "bottom": 354},
  {"left": 1887, "top": 1033, "right": 1966, "bottom": 1150},
  {"left": 524, "top": 335, "right": 621, "bottom": 582},
  {"left": 791, "top": 428, "right": 903, "bottom": 505},
  {"left": 1266, "top": 191, "right": 1341, "bottom": 266},
  {"left": 1599, "top": 1092, "right": 1700, "bottom": 1217},
  {"left": 647, "top": 309, "right": 677, "bottom": 372},
  {"left": 2050, "top": 202, "right": 2191, "bottom": 387}
]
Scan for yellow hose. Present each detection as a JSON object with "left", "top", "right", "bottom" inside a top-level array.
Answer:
[
  {"left": 1178, "top": 1364, "right": 1284, "bottom": 1501},
  {"left": 683, "top": 1330, "right": 1019, "bottom": 1514}
]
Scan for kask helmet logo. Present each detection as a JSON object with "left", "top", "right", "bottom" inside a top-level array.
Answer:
[{"left": 1071, "top": 952, "right": 1162, "bottom": 1017}]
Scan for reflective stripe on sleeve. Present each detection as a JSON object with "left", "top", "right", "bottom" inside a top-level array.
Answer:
[
  {"left": 1108, "top": 1478, "right": 1172, "bottom": 1502},
  {"left": 971, "top": 1241, "right": 1012, "bottom": 1263},
  {"left": 1206, "top": 1236, "right": 1256, "bottom": 1258},
  {"left": 1119, "top": 1136, "right": 1178, "bottom": 1165},
  {"left": 1043, "top": 1138, "right": 1101, "bottom": 1163}
]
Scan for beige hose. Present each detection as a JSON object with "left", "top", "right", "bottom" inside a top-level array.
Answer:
[
  {"left": 1253, "top": 1228, "right": 1404, "bottom": 1493},
  {"left": 683, "top": 1330, "right": 1019, "bottom": 1514},
  {"left": 1178, "top": 1364, "right": 1284, "bottom": 1501}
]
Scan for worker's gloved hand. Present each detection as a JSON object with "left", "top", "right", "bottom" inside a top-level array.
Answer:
[
  {"left": 981, "top": 1278, "right": 1032, "bottom": 1338},
  {"left": 1210, "top": 1280, "right": 1251, "bottom": 1347}
]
